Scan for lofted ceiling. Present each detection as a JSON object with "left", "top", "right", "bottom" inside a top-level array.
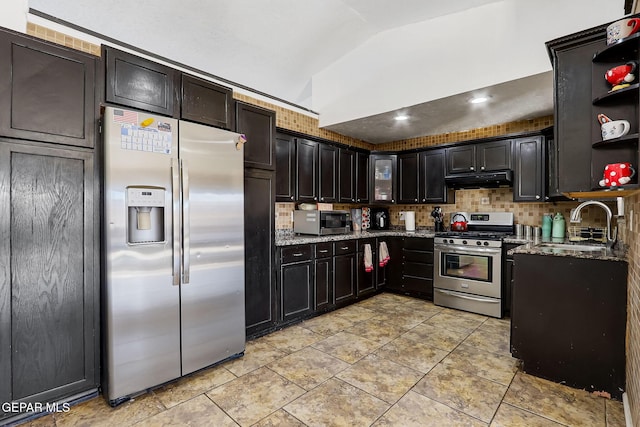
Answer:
[{"left": 28, "top": 0, "right": 627, "bottom": 143}]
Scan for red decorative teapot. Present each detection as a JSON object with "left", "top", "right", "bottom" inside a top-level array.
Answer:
[{"left": 605, "top": 61, "right": 637, "bottom": 86}]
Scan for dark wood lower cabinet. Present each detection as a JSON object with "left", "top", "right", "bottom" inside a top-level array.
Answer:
[
  {"left": 0, "top": 139, "right": 99, "bottom": 421},
  {"left": 400, "top": 238, "right": 434, "bottom": 300},
  {"left": 357, "top": 239, "right": 377, "bottom": 297},
  {"left": 280, "top": 261, "right": 314, "bottom": 323},
  {"left": 384, "top": 237, "right": 434, "bottom": 300},
  {"left": 272, "top": 236, "right": 418, "bottom": 327},
  {"left": 244, "top": 168, "right": 276, "bottom": 338},
  {"left": 334, "top": 252, "right": 356, "bottom": 305},
  {"left": 315, "top": 256, "right": 333, "bottom": 312},
  {"left": 315, "top": 242, "right": 334, "bottom": 312},
  {"left": 511, "top": 253, "right": 627, "bottom": 399},
  {"left": 502, "top": 242, "right": 522, "bottom": 317}
]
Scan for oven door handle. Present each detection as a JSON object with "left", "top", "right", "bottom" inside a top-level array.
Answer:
[
  {"left": 434, "top": 245, "right": 501, "bottom": 255},
  {"left": 435, "top": 289, "right": 500, "bottom": 303}
]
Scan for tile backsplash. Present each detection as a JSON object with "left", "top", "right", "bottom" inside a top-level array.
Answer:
[{"left": 277, "top": 188, "right": 612, "bottom": 232}]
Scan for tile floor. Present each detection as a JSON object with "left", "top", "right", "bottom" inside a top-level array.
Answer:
[{"left": 19, "top": 293, "right": 626, "bottom": 427}]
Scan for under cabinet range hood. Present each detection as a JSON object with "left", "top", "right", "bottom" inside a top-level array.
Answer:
[{"left": 444, "top": 170, "right": 512, "bottom": 189}]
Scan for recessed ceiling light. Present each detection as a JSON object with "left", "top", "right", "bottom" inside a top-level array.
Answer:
[
  {"left": 469, "top": 96, "right": 490, "bottom": 104},
  {"left": 395, "top": 115, "right": 409, "bottom": 121}
]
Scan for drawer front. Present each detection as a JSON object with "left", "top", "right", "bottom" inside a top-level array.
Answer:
[
  {"left": 403, "top": 261, "right": 433, "bottom": 279},
  {"left": 403, "top": 277, "right": 433, "bottom": 294},
  {"left": 281, "top": 245, "right": 313, "bottom": 264},
  {"left": 315, "top": 242, "right": 334, "bottom": 258},
  {"left": 334, "top": 240, "right": 357, "bottom": 255},
  {"left": 403, "top": 237, "right": 434, "bottom": 251},
  {"left": 403, "top": 250, "right": 434, "bottom": 264}
]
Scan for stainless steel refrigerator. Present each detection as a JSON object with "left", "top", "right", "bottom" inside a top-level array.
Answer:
[{"left": 102, "top": 106, "right": 245, "bottom": 405}]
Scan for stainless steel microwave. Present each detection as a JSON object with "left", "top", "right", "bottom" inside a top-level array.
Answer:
[{"left": 293, "top": 210, "right": 351, "bottom": 235}]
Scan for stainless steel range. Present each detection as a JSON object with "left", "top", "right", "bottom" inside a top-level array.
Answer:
[{"left": 433, "top": 212, "right": 514, "bottom": 318}]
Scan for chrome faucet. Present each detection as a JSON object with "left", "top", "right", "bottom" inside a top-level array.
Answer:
[{"left": 570, "top": 200, "right": 616, "bottom": 246}]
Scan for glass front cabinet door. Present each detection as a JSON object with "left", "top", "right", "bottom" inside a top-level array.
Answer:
[{"left": 370, "top": 154, "right": 397, "bottom": 204}]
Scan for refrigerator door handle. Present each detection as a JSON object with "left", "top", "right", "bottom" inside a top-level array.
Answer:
[
  {"left": 181, "top": 160, "right": 190, "bottom": 284},
  {"left": 172, "top": 158, "right": 181, "bottom": 286}
]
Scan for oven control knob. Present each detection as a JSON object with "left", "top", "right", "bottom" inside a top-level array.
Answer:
[
  {"left": 476, "top": 241, "right": 482, "bottom": 246},
  {"left": 462, "top": 240, "right": 467, "bottom": 245},
  {"left": 484, "top": 241, "right": 489, "bottom": 246},
  {"left": 449, "top": 239, "right": 454, "bottom": 244}
]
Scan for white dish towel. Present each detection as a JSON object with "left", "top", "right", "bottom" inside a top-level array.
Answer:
[
  {"left": 364, "top": 244, "right": 373, "bottom": 272},
  {"left": 379, "top": 242, "right": 390, "bottom": 267}
]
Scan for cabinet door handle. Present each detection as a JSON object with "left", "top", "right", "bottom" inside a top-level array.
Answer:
[
  {"left": 422, "top": 199, "right": 426, "bottom": 202},
  {"left": 481, "top": 166, "right": 485, "bottom": 171},
  {"left": 314, "top": 197, "right": 318, "bottom": 201},
  {"left": 340, "top": 246, "right": 349, "bottom": 250},
  {"left": 293, "top": 253, "right": 304, "bottom": 257},
  {"left": 415, "top": 198, "right": 418, "bottom": 202},
  {"left": 535, "top": 195, "right": 541, "bottom": 199},
  {"left": 470, "top": 166, "right": 475, "bottom": 171},
  {"left": 357, "top": 199, "right": 360, "bottom": 202},
  {"left": 391, "top": 199, "right": 395, "bottom": 203},
  {"left": 318, "top": 249, "right": 328, "bottom": 253},
  {"left": 290, "top": 196, "right": 294, "bottom": 200}
]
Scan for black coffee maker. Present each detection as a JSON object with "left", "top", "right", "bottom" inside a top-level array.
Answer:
[{"left": 370, "top": 208, "right": 390, "bottom": 230}]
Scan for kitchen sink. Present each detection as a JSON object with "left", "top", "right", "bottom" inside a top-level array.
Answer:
[{"left": 536, "top": 242, "right": 608, "bottom": 253}]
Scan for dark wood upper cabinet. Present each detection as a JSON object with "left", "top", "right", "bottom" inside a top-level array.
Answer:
[
  {"left": 236, "top": 101, "right": 276, "bottom": 170},
  {"left": 318, "top": 143, "right": 338, "bottom": 203},
  {"left": 370, "top": 154, "right": 397, "bottom": 204},
  {"left": 478, "top": 140, "right": 511, "bottom": 171},
  {"left": 339, "top": 148, "right": 356, "bottom": 203},
  {"left": 420, "top": 149, "right": 452, "bottom": 203},
  {"left": 181, "top": 74, "right": 232, "bottom": 129},
  {"left": 275, "top": 132, "right": 296, "bottom": 202},
  {"left": 356, "top": 151, "right": 370, "bottom": 203},
  {"left": 398, "top": 153, "right": 419, "bottom": 204},
  {"left": 0, "top": 28, "right": 96, "bottom": 148},
  {"left": 446, "top": 140, "right": 511, "bottom": 174},
  {"left": 547, "top": 27, "right": 605, "bottom": 193},
  {"left": 513, "top": 136, "right": 545, "bottom": 202},
  {"left": 296, "top": 138, "right": 319, "bottom": 202},
  {"left": 103, "top": 46, "right": 179, "bottom": 117},
  {"left": 446, "top": 145, "right": 476, "bottom": 174}
]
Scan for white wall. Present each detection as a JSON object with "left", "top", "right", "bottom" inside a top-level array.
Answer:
[
  {"left": 312, "top": 0, "right": 625, "bottom": 127},
  {"left": 1, "top": 0, "right": 27, "bottom": 32}
]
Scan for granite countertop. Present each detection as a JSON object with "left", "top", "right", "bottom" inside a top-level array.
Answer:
[
  {"left": 275, "top": 228, "right": 436, "bottom": 246},
  {"left": 508, "top": 238, "right": 627, "bottom": 262}
]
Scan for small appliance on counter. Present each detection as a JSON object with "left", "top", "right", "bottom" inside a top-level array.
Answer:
[
  {"left": 369, "top": 207, "right": 390, "bottom": 230},
  {"left": 293, "top": 210, "right": 351, "bottom": 235}
]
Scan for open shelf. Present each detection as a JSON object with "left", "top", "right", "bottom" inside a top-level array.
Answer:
[
  {"left": 593, "top": 83, "right": 640, "bottom": 104},
  {"left": 563, "top": 187, "right": 640, "bottom": 199},
  {"left": 592, "top": 133, "right": 639, "bottom": 147},
  {"left": 593, "top": 32, "right": 640, "bottom": 62}
]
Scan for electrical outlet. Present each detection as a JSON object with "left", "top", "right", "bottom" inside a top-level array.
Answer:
[
  {"left": 291, "top": 211, "right": 294, "bottom": 222},
  {"left": 630, "top": 210, "right": 634, "bottom": 231},
  {"left": 399, "top": 211, "right": 406, "bottom": 221},
  {"left": 481, "top": 197, "right": 490, "bottom": 205}
]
